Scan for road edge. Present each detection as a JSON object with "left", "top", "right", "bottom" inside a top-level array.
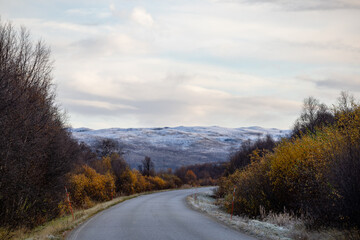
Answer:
[{"left": 185, "top": 192, "right": 262, "bottom": 240}]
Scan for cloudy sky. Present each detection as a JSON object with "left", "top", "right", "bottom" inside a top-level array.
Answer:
[{"left": 1, "top": 0, "right": 360, "bottom": 129}]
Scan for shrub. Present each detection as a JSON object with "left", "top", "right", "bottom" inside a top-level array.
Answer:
[
  {"left": 226, "top": 135, "right": 277, "bottom": 174},
  {"left": 218, "top": 103, "right": 360, "bottom": 228},
  {"left": 327, "top": 106, "right": 360, "bottom": 228},
  {"left": 69, "top": 165, "right": 115, "bottom": 207},
  {"left": 133, "top": 170, "right": 150, "bottom": 192},
  {"left": 175, "top": 162, "right": 225, "bottom": 184},
  {"left": 222, "top": 151, "right": 273, "bottom": 216},
  {"left": 158, "top": 173, "right": 182, "bottom": 188},
  {"left": 147, "top": 176, "right": 167, "bottom": 190},
  {"left": 185, "top": 170, "right": 197, "bottom": 186}
]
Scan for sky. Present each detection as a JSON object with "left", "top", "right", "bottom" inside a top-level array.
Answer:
[{"left": 1, "top": 0, "right": 360, "bottom": 129}]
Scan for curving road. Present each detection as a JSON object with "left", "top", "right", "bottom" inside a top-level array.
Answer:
[{"left": 67, "top": 187, "right": 257, "bottom": 240}]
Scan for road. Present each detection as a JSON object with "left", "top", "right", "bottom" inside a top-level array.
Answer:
[{"left": 67, "top": 187, "right": 257, "bottom": 240}]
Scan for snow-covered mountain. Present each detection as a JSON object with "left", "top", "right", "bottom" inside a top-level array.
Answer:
[{"left": 70, "top": 126, "right": 290, "bottom": 170}]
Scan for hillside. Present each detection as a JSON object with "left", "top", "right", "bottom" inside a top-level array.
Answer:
[{"left": 70, "top": 126, "right": 290, "bottom": 170}]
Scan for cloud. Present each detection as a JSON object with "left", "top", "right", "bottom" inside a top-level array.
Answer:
[
  {"left": 130, "top": 7, "right": 154, "bottom": 27},
  {"left": 300, "top": 75, "right": 360, "bottom": 92},
  {"left": 5, "top": 0, "right": 360, "bottom": 129},
  {"left": 212, "top": 0, "right": 360, "bottom": 11},
  {"left": 19, "top": 18, "right": 98, "bottom": 34},
  {"left": 64, "top": 99, "right": 137, "bottom": 111},
  {"left": 151, "top": 5, "right": 360, "bottom": 65},
  {"left": 109, "top": 3, "right": 127, "bottom": 19},
  {"left": 56, "top": 63, "right": 302, "bottom": 129},
  {"left": 65, "top": 8, "right": 111, "bottom": 18},
  {"left": 62, "top": 90, "right": 300, "bottom": 128},
  {"left": 70, "top": 33, "right": 150, "bottom": 57}
]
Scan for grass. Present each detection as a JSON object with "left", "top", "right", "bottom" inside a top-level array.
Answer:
[
  {"left": 259, "top": 207, "right": 360, "bottom": 240},
  {"left": 188, "top": 192, "right": 360, "bottom": 240},
  {"left": 1, "top": 189, "right": 172, "bottom": 240}
]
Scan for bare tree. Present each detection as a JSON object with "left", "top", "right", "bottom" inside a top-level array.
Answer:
[
  {"left": 110, "top": 153, "right": 129, "bottom": 191},
  {"left": 226, "top": 135, "right": 276, "bottom": 174},
  {"left": 139, "top": 156, "right": 155, "bottom": 177},
  {"left": 336, "top": 91, "right": 356, "bottom": 113},
  {"left": 95, "top": 138, "right": 121, "bottom": 158},
  {"left": 301, "top": 97, "right": 319, "bottom": 124},
  {"left": 0, "top": 20, "right": 83, "bottom": 229},
  {"left": 292, "top": 97, "right": 335, "bottom": 138}
]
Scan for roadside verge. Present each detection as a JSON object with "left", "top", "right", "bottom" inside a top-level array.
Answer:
[
  {"left": 186, "top": 190, "right": 349, "bottom": 240},
  {"left": 14, "top": 190, "right": 170, "bottom": 240}
]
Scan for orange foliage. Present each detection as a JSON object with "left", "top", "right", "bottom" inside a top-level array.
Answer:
[
  {"left": 219, "top": 105, "right": 360, "bottom": 228},
  {"left": 68, "top": 156, "right": 184, "bottom": 208},
  {"left": 92, "top": 155, "right": 113, "bottom": 174},
  {"left": 118, "top": 168, "right": 137, "bottom": 195},
  {"left": 185, "top": 170, "right": 197, "bottom": 185},
  {"left": 69, "top": 165, "right": 115, "bottom": 207},
  {"left": 133, "top": 169, "right": 150, "bottom": 193},
  {"left": 146, "top": 176, "right": 167, "bottom": 190}
]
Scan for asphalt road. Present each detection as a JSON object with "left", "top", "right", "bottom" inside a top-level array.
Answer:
[{"left": 67, "top": 187, "right": 257, "bottom": 240}]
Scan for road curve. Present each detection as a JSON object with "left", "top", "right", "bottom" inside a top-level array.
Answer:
[{"left": 67, "top": 187, "right": 257, "bottom": 240}]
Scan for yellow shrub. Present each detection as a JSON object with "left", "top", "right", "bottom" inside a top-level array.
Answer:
[
  {"left": 268, "top": 127, "right": 344, "bottom": 211},
  {"left": 133, "top": 170, "right": 150, "bottom": 192},
  {"left": 119, "top": 168, "right": 137, "bottom": 195},
  {"left": 159, "top": 173, "right": 182, "bottom": 188},
  {"left": 226, "top": 152, "right": 272, "bottom": 216},
  {"left": 92, "top": 156, "right": 113, "bottom": 174},
  {"left": 70, "top": 173, "right": 89, "bottom": 206},
  {"left": 146, "top": 176, "right": 167, "bottom": 190},
  {"left": 69, "top": 165, "right": 115, "bottom": 207},
  {"left": 218, "top": 105, "right": 360, "bottom": 228}
]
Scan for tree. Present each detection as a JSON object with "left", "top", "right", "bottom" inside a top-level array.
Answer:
[
  {"left": 110, "top": 153, "right": 128, "bottom": 192},
  {"left": 292, "top": 97, "right": 334, "bottom": 138},
  {"left": 185, "top": 170, "right": 197, "bottom": 185},
  {"left": 0, "top": 20, "right": 82, "bottom": 228},
  {"left": 175, "top": 162, "right": 225, "bottom": 184},
  {"left": 336, "top": 91, "right": 356, "bottom": 114},
  {"left": 139, "top": 156, "right": 155, "bottom": 177},
  {"left": 226, "top": 135, "right": 276, "bottom": 174},
  {"left": 95, "top": 138, "right": 121, "bottom": 158}
]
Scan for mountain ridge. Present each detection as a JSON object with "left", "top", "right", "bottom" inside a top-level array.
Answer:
[{"left": 70, "top": 126, "right": 290, "bottom": 170}]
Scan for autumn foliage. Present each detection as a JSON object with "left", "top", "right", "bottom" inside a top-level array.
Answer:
[
  {"left": 0, "top": 21, "right": 184, "bottom": 233},
  {"left": 175, "top": 162, "right": 225, "bottom": 186},
  {"left": 68, "top": 155, "right": 182, "bottom": 208},
  {"left": 218, "top": 94, "right": 360, "bottom": 229},
  {"left": 69, "top": 165, "right": 115, "bottom": 207}
]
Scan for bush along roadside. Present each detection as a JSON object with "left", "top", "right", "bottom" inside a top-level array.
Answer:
[
  {"left": 1, "top": 189, "right": 180, "bottom": 240},
  {"left": 189, "top": 190, "right": 359, "bottom": 240},
  {"left": 217, "top": 94, "right": 360, "bottom": 236},
  {"left": 1, "top": 151, "right": 201, "bottom": 240},
  {"left": 0, "top": 20, "right": 208, "bottom": 238}
]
